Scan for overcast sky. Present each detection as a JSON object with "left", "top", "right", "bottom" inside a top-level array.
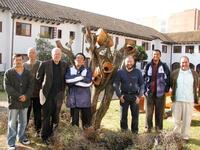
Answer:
[{"left": 41, "top": 0, "right": 200, "bottom": 22}]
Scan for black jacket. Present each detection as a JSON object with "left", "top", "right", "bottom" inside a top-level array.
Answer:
[
  {"left": 36, "top": 60, "right": 68, "bottom": 100},
  {"left": 4, "top": 68, "right": 33, "bottom": 109}
]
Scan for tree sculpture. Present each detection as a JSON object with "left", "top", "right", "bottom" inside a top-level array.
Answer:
[{"left": 56, "top": 27, "right": 147, "bottom": 129}]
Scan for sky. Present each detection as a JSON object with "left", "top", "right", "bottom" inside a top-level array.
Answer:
[{"left": 41, "top": 0, "right": 200, "bottom": 22}]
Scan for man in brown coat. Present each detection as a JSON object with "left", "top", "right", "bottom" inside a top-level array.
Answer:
[{"left": 170, "top": 56, "right": 199, "bottom": 142}]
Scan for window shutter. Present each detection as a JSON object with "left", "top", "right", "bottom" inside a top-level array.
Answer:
[{"left": 53, "top": 27, "right": 57, "bottom": 38}]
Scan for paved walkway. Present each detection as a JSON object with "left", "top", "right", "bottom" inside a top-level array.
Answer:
[{"left": 0, "top": 101, "right": 7, "bottom": 113}]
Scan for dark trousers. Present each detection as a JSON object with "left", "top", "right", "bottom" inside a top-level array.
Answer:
[
  {"left": 120, "top": 100, "right": 139, "bottom": 133},
  {"left": 70, "top": 107, "right": 91, "bottom": 128},
  {"left": 146, "top": 95, "right": 165, "bottom": 130},
  {"left": 27, "top": 97, "right": 42, "bottom": 132},
  {"left": 41, "top": 95, "right": 63, "bottom": 140}
]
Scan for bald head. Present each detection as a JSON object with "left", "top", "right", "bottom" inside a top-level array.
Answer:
[
  {"left": 51, "top": 48, "right": 62, "bottom": 64},
  {"left": 27, "top": 47, "right": 37, "bottom": 62}
]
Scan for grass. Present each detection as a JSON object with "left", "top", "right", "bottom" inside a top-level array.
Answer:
[
  {"left": 0, "top": 94, "right": 200, "bottom": 149},
  {"left": 0, "top": 91, "right": 6, "bottom": 101},
  {"left": 102, "top": 100, "right": 200, "bottom": 150}
]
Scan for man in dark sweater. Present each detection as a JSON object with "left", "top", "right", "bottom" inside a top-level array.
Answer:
[
  {"left": 4, "top": 54, "right": 33, "bottom": 150},
  {"left": 36, "top": 48, "right": 68, "bottom": 145},
  {"left": 113, "top": 55, "right": 144, "bottom": 134}
]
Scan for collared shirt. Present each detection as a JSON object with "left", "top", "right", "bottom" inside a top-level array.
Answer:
[{"left": 175, "top": 69, "right": 194, "bottom": 102}]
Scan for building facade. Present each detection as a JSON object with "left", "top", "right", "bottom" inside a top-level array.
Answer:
[
  {"left": 167, "top": 9, "right": 200, "bottom": 33},
  {"left": 0, "top": 0, "right": 200, "bottom": 74}
]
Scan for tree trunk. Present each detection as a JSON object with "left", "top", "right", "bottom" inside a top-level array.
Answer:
[{"left": 92, "top": 81, "right": 114, "bottom": 129}]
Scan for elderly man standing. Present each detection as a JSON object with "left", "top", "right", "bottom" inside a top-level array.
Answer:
[
  {"left": 24, "top": 47, "right": 41, "bottom": 137},
  {"left": 171, "top": 56, "right": 199, "bottom": 142},
  {"left": 144, "top": 49, "right": 170, "bottom": 133},
  {"left": 37, "top": 48, "right": 68, "bottom": 145},
  {"left": 4, "top": 54, "right": 33, "bottom": 150}
]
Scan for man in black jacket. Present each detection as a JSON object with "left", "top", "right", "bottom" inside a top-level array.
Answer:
[
  {"left": 4, "top": 54, "right": 33, "bottom": 149},
  {"left": 37, "top": 47, "right": 68, "bottom": 145}
]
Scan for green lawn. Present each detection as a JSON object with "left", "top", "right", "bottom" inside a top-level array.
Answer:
[
  {"left": 102, "top": 100, "right": 200, "bottom": 150},
  {"left": 0, "top": 91, "right": 6, "bottom": 101},
  {"left": 0, "top": 95, "right": 199, "bottom": 149}
]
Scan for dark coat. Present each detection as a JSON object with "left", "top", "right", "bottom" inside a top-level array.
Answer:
[
  {"left": 4, "top": 68, "right": 33, "bottom": 109},
  {"left": 144, "top": 60, "right": 170, "bottom": 97},
  {"left": 36, "top": 60, "right": 68, "bottom": 104},
  {"left": 65, "top": 65, "right": 92, "bottom": 108}
]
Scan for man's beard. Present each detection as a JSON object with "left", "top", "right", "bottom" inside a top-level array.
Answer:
[{"left": 126, "top": 65, "right": 134, "bottom": 71}]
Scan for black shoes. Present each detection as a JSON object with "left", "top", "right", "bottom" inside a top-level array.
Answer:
[{"left": 42, "top": 138, "right": 51, "bottom": 145}]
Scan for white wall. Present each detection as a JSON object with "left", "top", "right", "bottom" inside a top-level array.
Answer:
[
  {"left": 13, "top": 19, "right": 83, "bottom": 55},
  {"left": 0, "top": 10, "right": 12, "bottom": 71},
  {"left": 171, "top": 44, "right": 200, "bottom": 68},
  {"left": 1, "top": 10, "right": 200, "bottom": 72}
]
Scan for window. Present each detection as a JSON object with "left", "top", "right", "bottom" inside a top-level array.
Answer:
[
  {"left": 16, "top": 22, "right": 31, "bottom": 36},
  {"left": 115, "top": 37, "right": 119, "bottom": 46},
  {"left": 141, "top": 61, "right": 147, "bottom": 70},
  {"left": 152, "top": 44, "right": 154, "bottom": 50},
  {"left": 173, "top": 46, "right": 182, "bottom": 53},
  {"left": 58, "top": 29, "right": 62, "bottom": 39},
  {"left": 142, "top": 41, "right": 149, "bottom": 51},
  {"left": 0, "top": 22, "right": 2, "bottom": 32},
  {"left": 40, "top": 26, "right": 56, "bottom": 39},
  {"left": 69, "top": 31, "right": 75, "bottom": 40},
  {"left": 185, "top": 45, "right": 194, "bottom": 53},
  {"left": 162, "top": 45, "right": 167, "bottom": 53},
  {"left": 0, "top": 53, "right": 2, "bottom": 64},
  {"left": 199, "top": 45, "right": 200, "bottom": 53}
]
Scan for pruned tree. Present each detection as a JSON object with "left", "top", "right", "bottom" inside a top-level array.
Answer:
[{"left": 56, "top": 27, "right": 147, "bottom": 129}]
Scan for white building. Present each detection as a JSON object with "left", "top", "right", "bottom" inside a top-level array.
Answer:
[{"left": 0, "top": 0, "right": 200, "bottom": 74}]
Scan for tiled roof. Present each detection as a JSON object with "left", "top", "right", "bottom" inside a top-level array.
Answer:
[
  {"left": 166, "top": 31, "right": 200, "bottom": 44},
  {"left": 0, "top": 0, "right": 172, "bottom": 42}
]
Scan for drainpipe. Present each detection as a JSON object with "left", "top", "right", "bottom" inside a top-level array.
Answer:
[
  {"left": 10, "top": 16, "right": 15, "bottom": 67},
  {"left": 169, "top": 43, "right": 173, "bottom": 71},
  {"left": 82, "top": 31, "right": 85, "bottom": 54}
]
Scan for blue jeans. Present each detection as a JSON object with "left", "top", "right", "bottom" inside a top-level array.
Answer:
[
  {"left": 7, "top": 108, "right": 28, "bottom": 147},
  {"left": 120, "top": 99, "right": 139, "bottom": 133}
]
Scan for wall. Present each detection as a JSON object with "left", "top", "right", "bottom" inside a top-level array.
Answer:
[
  {"left": 171, "top": 44, "right": 200, "bottom": 68},
  {"left": 0, "top": 10, "right": 12, "bottom": 71},
  {"left": 13, "top": 19, "right": 83, "bottom": 55},
  {"left": 167, "top": 9, "right": 197, "bottom": 33}
]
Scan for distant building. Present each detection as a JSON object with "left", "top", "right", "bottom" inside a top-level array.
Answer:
[
  {"left": 167, "top": 9, "right": 200, "bottom": 33},
  {"left": 0, "top": 0, "right": 200, "bottom": 74}
]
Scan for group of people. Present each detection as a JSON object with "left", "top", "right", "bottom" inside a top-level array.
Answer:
[
  {"left": 3, "top": 47, "right": 199, "bottom": 149},
  {"left": 113, "top": 49, "right": 199, "bottom": 142},
  {"left": 4, "top": 47, "right": 92, "bottom": 149}
]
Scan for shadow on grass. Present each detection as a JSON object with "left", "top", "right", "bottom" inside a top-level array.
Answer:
[
  {"left": 191, "top": 119, "right": 200, "bottom": 126},
  {"left": 189, "top": 138, "right": 200, "bottom": 146}
]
